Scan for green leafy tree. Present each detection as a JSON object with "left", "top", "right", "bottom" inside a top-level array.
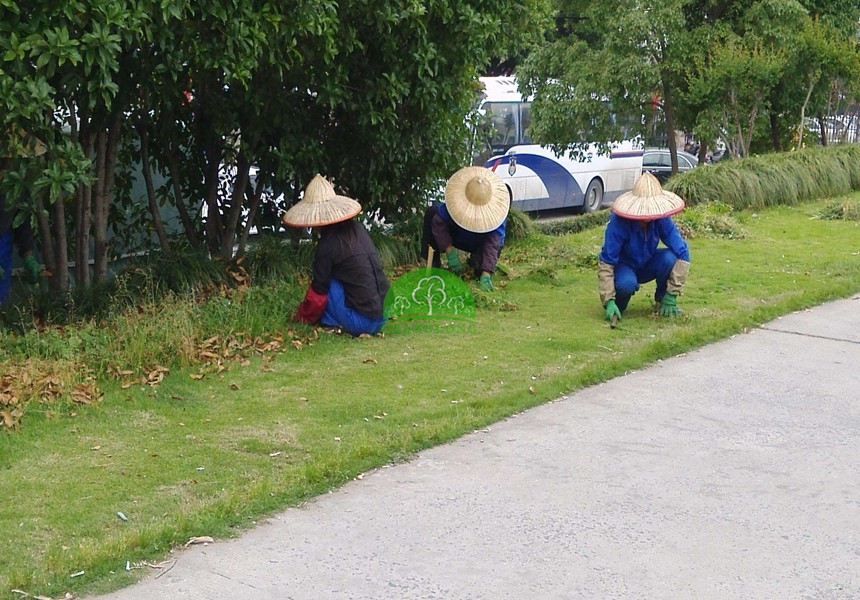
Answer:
[
  {"left": 2, "top": 0, "right": 550, "bottom": 296},
  {"left": 688, "top": 32, "right": 788, "bottom": 157},
  {"left": 519, "top": 0, "right": 692, "bottom": 171}
]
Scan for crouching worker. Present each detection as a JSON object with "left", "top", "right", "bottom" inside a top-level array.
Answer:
[
  {"left": 282, "top": 174, "right": 390, "bottom": 336},
  {"left": 598, "top": 171, "right": 691, "bottom": 323},
  {"left": 422, "top": 166, "right": 509, "bottom": 291}
]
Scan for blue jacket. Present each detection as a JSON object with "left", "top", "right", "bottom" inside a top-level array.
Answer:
[{"left": 599, "top": 213, "right": 689, "bottom": 270}]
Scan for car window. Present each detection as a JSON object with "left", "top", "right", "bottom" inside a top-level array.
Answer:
[
  {"left": 643, "top": 152, "right": 657, "bottom": 167},
  {"left": 520, "top": 103, "right": 532, "bottom": 144},
  {"left": 679, "top": 156, "right": 692, "bottom": 169},
  {"left": 657, "top": 152, "right": 671, "bottom": 168}
]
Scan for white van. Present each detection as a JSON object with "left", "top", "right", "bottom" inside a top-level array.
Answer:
[{"left": 475, "top": 76, "right": 643, "bottom": 213}]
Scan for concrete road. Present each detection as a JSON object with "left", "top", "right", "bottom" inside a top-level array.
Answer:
[{"left": 90, "top": 296, "right": 860, "bottom": 600}]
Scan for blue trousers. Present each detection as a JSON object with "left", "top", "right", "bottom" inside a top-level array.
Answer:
[
  {"left": 0, "top": 231, "right": 12, "bottom": 304},
  {"left": 614, "top": 248, "right": 678, "bottom": 313},
  {"left": 320, "top": 278, "right": 386, "bottom": 336}
]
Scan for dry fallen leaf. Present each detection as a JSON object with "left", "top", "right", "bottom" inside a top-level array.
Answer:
[
  {"left": 185, "top": 536, "right": 215, "bottom": 547},
  {"left": 362, "top": 358, "right": 378, "bottom": 364}
]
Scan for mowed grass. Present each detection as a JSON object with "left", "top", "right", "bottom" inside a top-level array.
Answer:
[{"left": 2, "top": 198, "right": 860, "bottom": 599}]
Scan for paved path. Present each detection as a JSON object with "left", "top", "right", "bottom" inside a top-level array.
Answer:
[{"left": 91, "top": 296, "right": 860, "bottom": 600}]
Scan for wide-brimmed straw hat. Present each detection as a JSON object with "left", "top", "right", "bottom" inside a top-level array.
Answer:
[
  {"left": 444, "top": 166, "right": 510, "bottom": 233},
  {"left": 281, "top": 174, "right": 362, "bottom": 228},
  {"left": 611, "top": 171, "right": 685, "bottom": 220}
]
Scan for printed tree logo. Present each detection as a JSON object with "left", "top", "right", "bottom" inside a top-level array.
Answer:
[
  {"left": 412, "top": 274, "right": 447, "bottom": 316},
  {"left": 383, "top": 267, "right": 476, "bottom": 326},
  {"left": 392, "top": 295, "right": 411, "bottom": 315},
  {"left": 446, "top": 295, "right": 465, "bottom": 315}
]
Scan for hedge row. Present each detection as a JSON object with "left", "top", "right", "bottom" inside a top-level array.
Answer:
[{"left": 666, "top": 144, "right": 860, "bottom": 210}]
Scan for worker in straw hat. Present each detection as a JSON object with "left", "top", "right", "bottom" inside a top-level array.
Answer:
[
  {"left": 1, "top": 130, "right": 47, "bottom": 304},
  {"left": 598, "top": 171, "right": 691, "bottom": 323},
  {"left": 281, "top": 174, "right": 390, "bottom": 336},
  {"left": 421, "top": 166, "right": 510, "bottom": 291}
]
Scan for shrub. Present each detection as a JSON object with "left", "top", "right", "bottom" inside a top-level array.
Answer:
[
  {"left": 666, "top": 145, "right": 860, "bottom": 210},
  {"left": 534, "top": 211, "right": 609, "bottom": 236},
  {"left": 505, "top": 208, "right": 535, "bottom": 241}
]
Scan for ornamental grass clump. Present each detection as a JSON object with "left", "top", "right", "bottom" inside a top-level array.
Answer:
[
  {"left": 666, "top": 145, "right": 860, "bottom": 210},
  {"left": 504, "top": 208, "right": 535, "bottom": 241}
]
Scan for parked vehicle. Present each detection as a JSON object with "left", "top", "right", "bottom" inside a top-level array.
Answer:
[
  {"left": 476, "top": 76, "right": 643, "bottom": 214},
  {"left": 642, "top": 148, "right": 698, "bottom": 183}
]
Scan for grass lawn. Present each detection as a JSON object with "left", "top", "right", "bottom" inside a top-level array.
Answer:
[{"left": 1, "top": 198, "right": 859, "bottom": 599}]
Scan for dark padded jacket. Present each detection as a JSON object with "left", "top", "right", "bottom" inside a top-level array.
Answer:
[{"left": 311, "top": 220, "right": 390, "bottom": 319}]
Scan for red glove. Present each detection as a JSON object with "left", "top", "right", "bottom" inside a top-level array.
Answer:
[{"left": 294, "top": 285, "right": 327, "bottom": 324}]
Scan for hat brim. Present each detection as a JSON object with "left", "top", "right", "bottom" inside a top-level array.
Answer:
[
  {"left": 281, "top": 195, "right": 362, "bottom": 228},
  {"left": 610, "top": 190, "right": 685, "bottom": 220}
]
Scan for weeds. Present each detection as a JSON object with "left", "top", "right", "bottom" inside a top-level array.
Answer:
[
  {"left": 816, "top": 198, "right": 860, "bottom": 221},
  {"left": 675, "top": 202, "right": 747, "bottom": 239}
]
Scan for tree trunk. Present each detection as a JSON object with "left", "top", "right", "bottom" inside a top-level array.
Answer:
[
  {"left": 220, "top": 155, "right": 250, "bottom": 259},
  {"left": 202, "top": 144, "right": 223, "bottom": 257},
  {"left": 698, "top": 141, "right": 708, "bottom": 164},
  {"left": 239, "top": 172, "right": 266, "bottom": 255},
  {"left": 165, "top": 144, "right": 200, "bottom": 247},
  {"left": 93, "top": 111, "right": 121, "bottom": 282},
  {"left": 75, "top": 126, "right": 93, "bottom": 289},
  {"left": 796, "top": 77, "right": 816, "bottom": 149},
  {"left": 34, "top": 195, "right": 56, "bottom": 290},
  {"left": 661, "top": 71, "right": 678, "bottom": 174},
  {"left": 770, "top": 112, "right": 782, "bottom": 152},
  {"left": 743, "top": 103, "right": 759, "bottom": 157},
  {"left": 51, "top": 192, "right": 69, "bottom": 293},
  {"left": 91, "top": 130, "right": 108, "bottom": 284},
  {"left": 818, "top": 114, "right": 828, "bottom": 146},
  {"left": 138, "top": 125, "right": 171, "bottom": 254}
]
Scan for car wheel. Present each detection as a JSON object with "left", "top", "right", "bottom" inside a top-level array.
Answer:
[{"left": 581, "top": 178, "right": 604, "bottom": 213}]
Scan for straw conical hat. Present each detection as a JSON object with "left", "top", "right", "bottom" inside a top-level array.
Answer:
[
  {"left": 611, "top": 171, "right": 685, "bottom": 220},
  {"left": 444, "top": 166, "right": 510, "bottom": 233},
  {"left": 281, "top": 174, "right": 362, "bottom": 227}
]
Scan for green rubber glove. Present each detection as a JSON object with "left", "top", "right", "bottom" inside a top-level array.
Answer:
[
  {"left": 605, "top": 299, "right": 622, "bottom": 322},
  {"left": 446, "top": 249, "right": 464, "bottom": 274},
  {"left": 23, "top": 254, "right": 40, "bottom": 284},
  {"left": 659, "top": 293, "right": 679, "bottom": 317},
  {"left": 479, "top": 273, "right": 493, "bottom": 292}
]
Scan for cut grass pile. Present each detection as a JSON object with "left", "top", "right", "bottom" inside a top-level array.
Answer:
[{"left": 1, "top": 197, "right": 859, "bottom": 599}]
